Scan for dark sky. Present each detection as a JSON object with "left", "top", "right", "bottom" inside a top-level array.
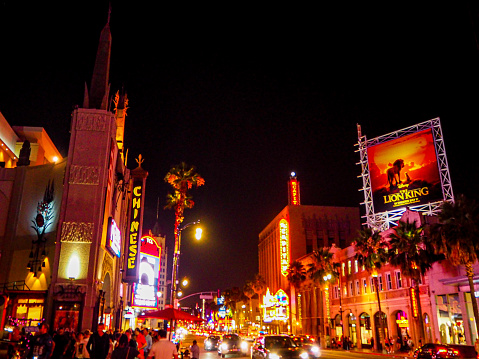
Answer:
[{"left": 1, "top": 2, "right": 479, "bottom": 306}]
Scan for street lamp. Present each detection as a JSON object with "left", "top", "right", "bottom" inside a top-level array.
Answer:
[{"left": 170, "top": 220, "right": 202, "bottom": 308}]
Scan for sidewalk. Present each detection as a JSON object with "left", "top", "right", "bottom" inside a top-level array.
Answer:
[{"left": 323, "top": 348, "right": 411, "bottom": 357}]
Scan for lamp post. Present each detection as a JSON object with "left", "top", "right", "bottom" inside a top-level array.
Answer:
[{"left": 170, "top": 220, "right": 201, "bottom": 308}]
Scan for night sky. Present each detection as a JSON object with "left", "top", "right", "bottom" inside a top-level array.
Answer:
[{"left": 1, "top": 2, "right": 479, "bottom": 306}]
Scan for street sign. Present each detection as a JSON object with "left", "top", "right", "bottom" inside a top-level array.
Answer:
[{"left": 200, "top": 294, "right": 213, "bottom": 299}]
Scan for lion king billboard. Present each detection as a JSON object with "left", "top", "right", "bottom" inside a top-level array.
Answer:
[{"left": 367, "top": 128, "right": 443, "bottom": 213}]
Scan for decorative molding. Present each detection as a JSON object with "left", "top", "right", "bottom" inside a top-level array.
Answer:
[
  {"left": 61, "top": 222, "right": 94, "bottom": 243},
  {"left": 69, "top": 165, "right": 100, "bottom": 185},
  {"left": 76, "top": 113, "right": 109, "bottom": 132},
  {"left": 101, "top": 253, "right": 113, "bottom": 281}
]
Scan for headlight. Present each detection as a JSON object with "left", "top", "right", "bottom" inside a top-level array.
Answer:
[
  {"left": 300, "top": 352, "right": 309, "bottom": 359},
  {"left": 241, "top": 342, "right": 248, "bottom": 350},
  {"left": 269, "top": 354, "right": 280, "bottom": 359},
  {"left": 221, "top": 343, "right": 229, "bottom": 351},
  {"left": 206, "top": 341, "right": 210, "bottom": 345},
  {"left": 311, "top": 346, "right": 319, "bottom": 353}
]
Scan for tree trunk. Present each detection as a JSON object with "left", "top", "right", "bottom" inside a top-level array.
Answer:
[
  {"left": 415, "top": 283, "right": 425, "bottom": 343},
  {"left": 374, "top": 277, "right": 386, "bottom": 352},
  {"left": 465, "top": 262, "right": 479, "bottom": 336}
]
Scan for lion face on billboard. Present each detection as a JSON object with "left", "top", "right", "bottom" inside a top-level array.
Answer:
[{"left": 387, "top": 159, "right": 404, "bottom": 188}]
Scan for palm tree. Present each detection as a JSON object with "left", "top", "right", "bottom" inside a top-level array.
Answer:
[
  {"left": 387, "top": 219, "right": 439, "bottom": 342},
  {"left": 287, "top": 260, "right": 308, "bottom": 333},
  {"left": 252, "top": 274, "right": 266, "bottom": 327},
  {"left": 308, "top": 247, "right": 340, "bottom": 339},
  {"left": 354, "top": 227, "right": 389, "bottom": 351},
  {"left": 243, "top": 280, "right": 255, "bottom": 323},
  {"left": 164, "top": 162, "right": 204, "bottom": 304},
  {"left": 430, "top": 195, "right": 479, "bottom": 336}
]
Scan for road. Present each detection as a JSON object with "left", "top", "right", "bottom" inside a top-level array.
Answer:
[{"left": 179, "top": 334, "right": 407, "bottom": 359}]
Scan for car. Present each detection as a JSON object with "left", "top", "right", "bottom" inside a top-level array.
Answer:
[
  {"left": 414, "top": 343, "right": 459, "bottom": 359},
  {"left": 218, "top": 334, "right": 245, "bottom": 357},
  {"left": 291, "top": 336, "right": 321, "bottom": 358},
  {"left": 251, "top": 335, "right": 309, "bottom": 359},
  {"left": 448, "top": 345, "right": 477, "bottom": 359},
  {"left": 205, "top": 335, "right": 221, "bottom": 351}
]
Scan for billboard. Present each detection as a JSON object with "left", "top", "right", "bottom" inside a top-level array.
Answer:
[
  {"left": 106, "top": 217, "right": 121, "bottom": 258},
  {"left": 367, "top": 128, "right": 443, "bottom": 213},
  {"left": 132, "top": 235, "right": 162, "bottom": 308}
]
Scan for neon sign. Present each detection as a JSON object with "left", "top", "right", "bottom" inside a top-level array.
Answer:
[
  {"left": 263, "top": 288, "right": 289, "bottom": 322},
  {"left": 289, "top": 179, "right": 300, "bottom": 205},
  {"left": 106, "top": 217, "right": 121, "bottom": 257},
  {"left": 124, "top": 178, "right": 143, "bottom": 282},
  {"left": 410, "top": 287, "right": 418, "bottom": 318},
  {"left": 132, "top": 235, "right": 161, "bottom": 308},
  {"left": 279, "top": 219, "right": 290, "bottom": 277}
]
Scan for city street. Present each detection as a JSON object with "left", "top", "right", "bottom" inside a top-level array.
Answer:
[{"left": 180, "top": 334, "right": 409, "bottom": 359}]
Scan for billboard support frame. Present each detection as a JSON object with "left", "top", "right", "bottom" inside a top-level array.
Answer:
[{"left": 356, "top": 118, "right": 454, "bottom": 230}]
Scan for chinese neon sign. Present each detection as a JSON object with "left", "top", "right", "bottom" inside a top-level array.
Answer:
[
  {"left": 279, "top": 219, "right": 290, "bottom": 277},
  {"left": 263, "top": 288, "right": 289, "bottom": 322},
  {"left": 410, "top": 287, "right": 418, "bottom": 317},
  {"left": 124, "top": 178, "right": 143, "bottom": 282}
]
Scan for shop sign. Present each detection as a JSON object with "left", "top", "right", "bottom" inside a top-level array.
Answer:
[
  {"left": 124, "top": 178, "right": 143, "bottom": 282},
  {"left": 279, "top": 219, "right": 290, "bottom": 277},
  {"left": 106, "top": 217, "right": 121, "bottom": 258},
  {"left": 396, "top": 316, "right": 409, "bottom": 327},
  {"left": 410, "top": 287, "right": 418, "bottom": 318}
]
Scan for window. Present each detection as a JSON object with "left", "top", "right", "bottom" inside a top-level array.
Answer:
[
  {"left": 343, "top": 285, "right": 347, "bottom": 297},
  {"left": 354, "top": 260, "right": 358, "bottom": 273},
  {"left": 355, "top": 280, "right": 360, "bottom": 295},
  {"left": 348, "top": 261, "right": 352, "bottom": 275},
  {"left": 362, "top": 278, "right": 367, "bottom": 294},
  {"left": 378, "top": 275, "right": 384, "bottom": 291},
  {"left": 333, "top": 285, "right": 339, "bottom": 299},
  {"left": 386, "top": 272, "right": 392, "bottom": 290},
  {"left": 342, "top": 263, "right": 345, "bottom": 277},
  {"left": 349, "top": 282, "right": 353, "bottom": 296},
  {"left": 395, "top": 271, "right": 403, "bottom": 288},
  {"left": 370, "top": 278, "right": 376, "bottom": 292}
]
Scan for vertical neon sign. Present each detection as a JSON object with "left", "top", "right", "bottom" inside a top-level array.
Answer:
[
  {"left": 279, "top": 219, "right": 290, "bottom": 277},
  {"left": 124, "top": 178, "right": 143, "bottom": 282},
  {"left": 288, "top": 173, "right": 300, "bottom": 205}
]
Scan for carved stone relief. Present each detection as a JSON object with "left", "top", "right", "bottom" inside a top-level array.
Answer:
[
  {"left": 61, "top": 222, "right": 94, "bottom": 243},
  {"left": 69, "top": 165, "right": 100, "bottom": 185}
]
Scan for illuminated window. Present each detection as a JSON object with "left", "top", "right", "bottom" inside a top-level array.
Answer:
[
  {"left": 354, "top": 260, "right": 358, "bottom": 273},
  {"left": 362, "top": 278, "right": 367, "bottom": 293},
  {"left": 342, "top": 263, "right": 345, "bottom": 276},
  {"left": 343, "top": 285, "right": 347, "bottom": 297},
  {"left": 378, "top": 275, "right": 384, "bottom": 291},
  {"left": 395, "top": 271, "right": 403, "bottom": 288},
  {"left": 348, "top": 261, "right": 351, "bottom": 275}
]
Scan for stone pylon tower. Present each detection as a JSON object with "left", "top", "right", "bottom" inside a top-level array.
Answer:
[{"left": 48, "top": 10, "right": 131, "bottom": 331}]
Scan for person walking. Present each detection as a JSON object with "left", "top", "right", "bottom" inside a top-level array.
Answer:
[
  {"left": 28, "top": 323, "right": 54, "bottom": 359},
  {"left": 143, "top": 329, "right": 152, "bottom": 358},
  {"left": 134, "top": 328, "right": 147, "bottom": 359},
  {"left": 111, "top": 334, "right": 139, "bottom": 359},
  {"left": 190, "top": 340, "right": 199, "bottom": 359},
  {"left": 86, "top": 323, "right": 110, "bottom": 359},
  {"left": 147, "top": 329, "right": 178, "bottom": 359}
]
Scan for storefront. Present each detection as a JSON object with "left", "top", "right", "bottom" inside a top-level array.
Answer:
[
  {"left": 358, "top": 312, "right": 373, "bottom": 348},
  {"left": 436, "top": 293, "right": 466, "bottom": 345},
  {"left": 2, "top": 291, "right": 46, "bottom": 333}
]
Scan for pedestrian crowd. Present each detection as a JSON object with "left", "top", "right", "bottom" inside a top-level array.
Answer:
[{"left": 7, "top": 322, "right": 177, "bottom": 359}]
